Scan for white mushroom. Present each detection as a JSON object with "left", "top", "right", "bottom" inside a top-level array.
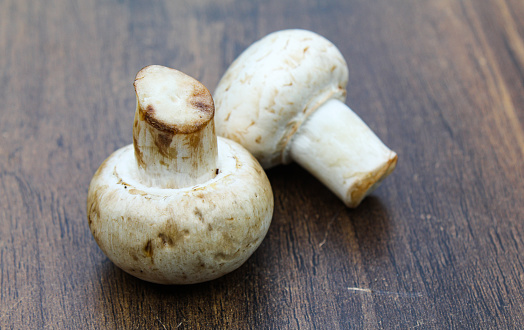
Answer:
[
  {"left": 214, "top": 29, "right": 397, "bottom": 207},
  {"left": 87, "top": 65, "right": 273, "bottom": 284}
]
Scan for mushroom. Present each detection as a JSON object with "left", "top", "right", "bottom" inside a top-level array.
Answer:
[
  {"left": 87, "top": 65, "right": 273, "bottom": 284},
  {"left": 214, "top": 29, "right": 397, "bottom": 207}
]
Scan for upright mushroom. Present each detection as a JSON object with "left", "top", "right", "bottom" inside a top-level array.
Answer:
[
  {"left": 214, "top": 29, "right": 397, "bottom": 207},
  {"left": 87, "top": 65, "right": 273, "bottom": 284}
]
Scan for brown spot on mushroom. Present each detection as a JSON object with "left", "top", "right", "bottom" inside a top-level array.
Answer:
[
  {"left": 220, "top": 232, "right": 234, "bottom": 250},
  {"left": 117, "top": 178, "right": 131, "bottom": 187},
  {"left": 255, "top": 136, "right": 262, "bottom": 144},
  {"left": 189, "top": 84, "right": 214, "bottom": 115},
  {"left": 214, "top": 251, "right": 238, "bottom": 262},
  {"left": 240, "top": 73, "right": 254, "bottom": 84},
  {"left": 224, "top": 112, "right": 231, "bottom": 121},
  {"left": 133, "top": 138, "right": 146, "bottom": 169},
  {"left": 233, "top": 155, "right": 242, "bottom": 169},
  {"left": 146, "top": 104, "right": 155, "bottom": 116},
  {"left": 187, "top": 132, "right": 201, "bottom": 150},
  {"left": 154, "top": 132, "right": 174, "bottom": 158},
  {"left": 137, "top": 104, "right": 156, "bottom": 125},
  {"left": 195, "top": 192, "right": 205, "bottom": 199},
  {"left": 159, "top": 220, "right": 187, "bottom": 247},
  {"left": 143, "top": 239, "right": 154, "bottom": 260},
  {"left": 140, "top": 105, "right": 208, "bottom": 135},
  {"left": 158, "top": 233, "right": 174, "bottom": 246},
  {"left": 194, "top": 207, "right": 204, "bottom": 223},
  {"left": 128, "top": 189, "right": 147, "bottom": 196}
]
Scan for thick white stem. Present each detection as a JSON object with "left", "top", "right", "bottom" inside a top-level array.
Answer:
[
  {"left": 132, "top": 65, "right": 218, "bottom": 189},
  {"left": 288, "top": 99, "right": 397, "bottom": 207}
]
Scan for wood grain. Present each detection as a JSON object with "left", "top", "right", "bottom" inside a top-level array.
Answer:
[{"left": 1, "top": 0, "right": 523, "bottom": 328}]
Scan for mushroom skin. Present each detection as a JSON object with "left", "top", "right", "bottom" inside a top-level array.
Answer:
[
  {"left": 87, "top": 65, "right": 273, "bottom": 285},
  {"left": 214, "top": 29, "right": 397, "bottom": 207}
]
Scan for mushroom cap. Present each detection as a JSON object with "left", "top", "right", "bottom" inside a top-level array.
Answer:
[
  {"left": 214, "top": 29, "right": 349, "bottom": 168},
  {"left": 87, "top": 137, "right": 273, "bottom": 285}
]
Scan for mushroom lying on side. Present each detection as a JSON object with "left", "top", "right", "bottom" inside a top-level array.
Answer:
[
  {"left": 87, "top": 65, "right": 273, "bottom": 284},
  {"left": 214, "top": 29, "right": 397, "bottom": 207}
]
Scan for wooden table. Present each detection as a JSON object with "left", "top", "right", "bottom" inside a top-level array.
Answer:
[{"left": 1, "top": 0, "right": 523, "bottom": 328}]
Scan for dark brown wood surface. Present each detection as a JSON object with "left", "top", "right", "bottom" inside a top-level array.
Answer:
[{"left": 1, "top": 0, "right": 523, "bottom": 328}]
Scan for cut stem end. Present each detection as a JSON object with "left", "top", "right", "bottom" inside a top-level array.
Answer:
[{"left": 289, "top": 99, "right": 397, "bottom": 207}]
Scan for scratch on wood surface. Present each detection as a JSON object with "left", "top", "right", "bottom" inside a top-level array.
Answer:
[
  {"left": 347, "top": 287, "right": 424, "bottom": 298},
  {"left": 319, "top": 207, "right": 345, "bottom": 247},
  {"left": 410, "top": 319, "right": 428, "bottom": 329},
  {"left": 155, "top": 318, "right": 167, "bottom": 330},
  {"left": 347, "top": 287, "right": 373, "bottom": 293}
]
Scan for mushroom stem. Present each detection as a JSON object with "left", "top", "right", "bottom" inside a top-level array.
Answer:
[
  {"left": 132, "top": 65, "right": 218, "bottom": 189},
  {"left": 287, "top": 99, "right": 398, "bottom": 207}
]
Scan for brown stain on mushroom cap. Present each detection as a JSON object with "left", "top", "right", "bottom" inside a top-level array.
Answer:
[
  {"left": 158, "top": 233, "right": 174, "bottom": 246},
  {"left": 128, "top": 188, "right": 148, "bottom": 196},
  {"left": 158, "top": 219, "right": 188, "bottom": 248},
  {"left": 144, "top": 240, "right": 153, "bottom": 258},
  {"left": 141, "top": 222, "right": 188, "bottom": 264},
  {"left": 194, "top": 207, "right": 205, "bottom": 223},
  {"left": 214, "top": 252, "right": 238, "bottom": 262},
  {"left": 143, "top": 239, "right": 154, "bottom": 259}
]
